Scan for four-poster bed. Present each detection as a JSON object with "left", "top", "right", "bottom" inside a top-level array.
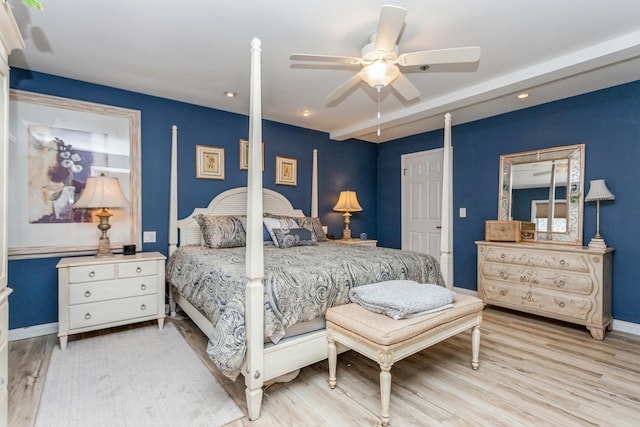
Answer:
[{"left": 166, "top": 38, "right": 455, "bottom": 420}]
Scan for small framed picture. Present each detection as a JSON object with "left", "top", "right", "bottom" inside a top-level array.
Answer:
[
  {"left": 196, "top": 145, "right": 225, "bottom": 180},
  {"left": 275, "top": 156, "right": 297, "bottom": 186},
  {"left": 239, "top": 139, "right": 264, "bottom": 171}
]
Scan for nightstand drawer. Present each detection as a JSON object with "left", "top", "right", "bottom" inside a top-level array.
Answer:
[
  {"left": 68, "top": 294, "right": 158, "bottom": 329},
  {"left": 69, "top": 276, "right": 159, "bottom": 305},
  {"left": 118, "top": 260, "right": 158, "bottom": 278},
  {"left": 68, "top": 264, "right": 116, "bottom": 283}
]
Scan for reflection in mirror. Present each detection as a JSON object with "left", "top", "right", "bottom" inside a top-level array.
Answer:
[{"left": 499, "top": 144, "right": 584, "bottom": 245}]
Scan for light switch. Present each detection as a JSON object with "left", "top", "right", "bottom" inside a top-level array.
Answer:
[
  {"left": 459, "top": 208, "right": 467, "bottom": 218},
  {"left": 143, "top": 231, "right": 156, "bottom": 243}
]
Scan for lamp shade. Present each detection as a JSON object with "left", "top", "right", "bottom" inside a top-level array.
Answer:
[
  {"left": 359, "top": 61, "right": 400, "bottom": 89},
  {"left": 585, "top": 179, "right": 615, "bottom": 202},
  {"left": 333, "top": 190, "right": 363, "bottom": 213},
  {"left": 74, "top": 174, "right": 130, "bottom": 209}
]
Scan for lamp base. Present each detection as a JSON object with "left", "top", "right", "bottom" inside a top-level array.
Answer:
[
  {"left": 342, "top": 229, "right": 352, "bottom": 240},
  {"left": 588, "top": 237, "right": 607, "bottom": 250},
  {"left": 96, "top": 236, "right": 114, "bottom": 258}
]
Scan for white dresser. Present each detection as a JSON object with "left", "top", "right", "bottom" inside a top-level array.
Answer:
[
  {"left": 57, "top": 252, "right": 166, "bottom": 349},
  {"left": 0, "top": 4, "right": 23, "bottom": 426},
  {"left": 476, "top": 241, "right": 613, "bottom": 340}
]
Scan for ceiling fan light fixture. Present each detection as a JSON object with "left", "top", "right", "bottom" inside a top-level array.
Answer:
[{"left": 359, "top": 61, "right": 400, "bottom": 89}]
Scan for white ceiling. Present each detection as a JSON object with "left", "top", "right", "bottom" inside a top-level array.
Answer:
[{"left": 7, "top": 1, "right": 640, "bottom": 143}]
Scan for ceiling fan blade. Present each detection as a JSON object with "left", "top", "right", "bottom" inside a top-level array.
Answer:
[
  {"left": 390, "top": 73, "right": 421, "bottom": 101},
  {"left": 398, "top": 46, "right": 481, "bottom": 67},
  {"left": 290, "top": 54, "right": 361, "bottom": 65},
  {"left": 325, "top": 73, "right": 362, "bottom": 104},
  {"left": 374, "top": 5, "right": 407, "bottom": 52}
]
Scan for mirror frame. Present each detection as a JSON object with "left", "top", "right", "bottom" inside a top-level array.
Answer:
[{"left": 498, "top": 144, "right": 585, "bottom": 245}]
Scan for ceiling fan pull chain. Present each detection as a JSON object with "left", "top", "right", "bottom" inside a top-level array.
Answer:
[{"left": 377, "top": 87, "right": 381, "bottom": 136}]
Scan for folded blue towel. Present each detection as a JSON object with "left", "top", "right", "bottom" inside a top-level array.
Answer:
[{"left": 348, "top": 280, "right": 455, "bottom": 320}]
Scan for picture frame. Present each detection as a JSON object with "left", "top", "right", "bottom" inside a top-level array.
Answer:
[
  {"left": 8, "top": 90, "right": 141, "bottom": 259},
  {"left": 275, "top": 156, "right": 297, "bottom": 186},
  {"left": 196, "top": 145, "right": 225, "bottom": 180},
  {"left": 239, "top": 138, "right": 264, "bottom": 171}
]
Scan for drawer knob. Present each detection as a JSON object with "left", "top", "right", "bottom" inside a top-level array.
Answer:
[
  {"left": 136, "top": 267, "right": 142, "bottom": 273},
  {"left": 84, "top": 291, "right": 91, "bottom": 298},
  {"left": 558, "top": 301, "right": 566, "bottom": 308},
  {"left": 140, "top": 304, "right": 147, "bottom": 311},
  {"left": 84, "top": 313, "right": 91, "bottom": 320},
  {"left": 88, "top": 271, "right": 96, "bottom": 278},
  {"left": 141, "top": 284, "right": 147, "bottom": 290},
  {"left": 500, "top": 290, "right": 506, "bottom": 296}
]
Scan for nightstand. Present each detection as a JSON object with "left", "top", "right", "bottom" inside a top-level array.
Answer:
[
  {"left": 56, "top": 252, "right": 166, "bottom": 349},
  {"left": 333, "top": 238, "right": 377, "bottom": 247}
]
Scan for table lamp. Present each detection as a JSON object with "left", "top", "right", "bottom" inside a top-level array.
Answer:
[
  {"left": 74, "top": 173, "right": 130, "bottom": 257},
  {"left": 584, "top": 179, "right": 615, "bottom": 250},
  {"left": 333, "top": 190, "right": 362, "bottom": 240}
]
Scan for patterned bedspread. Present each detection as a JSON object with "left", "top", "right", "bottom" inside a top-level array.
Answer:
[{"left": 166, "top": 241, "right": 444, "bottom": 379}]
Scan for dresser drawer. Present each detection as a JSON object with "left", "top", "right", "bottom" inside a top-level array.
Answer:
[
  {"left": 483, "top": 246, "right": 590, "bottom": 273},
  {"left": 480, "top": 262, "right": 594, "bottom": 295},
  {"left": 481, "top": 280, "right": 593, "bottom": 321},
  {"left": 68, "top": 276, "right": 159, "bottom": 305},
  {"left": 118, "top": 260, "right": 158, "bottom": 278},
  {"left": 0, "top": 301, "right": 6, "bottom": 346},
  {"left": 68, "top": 294, "right": 158, "bottom": 330},
  {"left": 68, "top": 264, "right": 116, "bottom": 283}
]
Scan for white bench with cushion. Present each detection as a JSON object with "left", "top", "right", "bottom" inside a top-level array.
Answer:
[{"left": 326, "top": 293, "right": 483, "bottom": 426}]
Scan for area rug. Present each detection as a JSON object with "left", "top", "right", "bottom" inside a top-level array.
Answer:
[{"left": 35, "top": 323, "right": 244, "bottom": 427}]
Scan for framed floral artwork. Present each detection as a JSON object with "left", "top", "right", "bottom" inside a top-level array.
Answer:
[
  {"left": 239, "top": 138, "right": 264, "bottom": 171},
  {"left": 196, "top": 145, "right": 225, "bottom": 180},
  {"left": 8, "top": 90, "right": 141, "bottom": 259},
  {"left": 275, "top": 156, "right": 297, "bottom": 186}
]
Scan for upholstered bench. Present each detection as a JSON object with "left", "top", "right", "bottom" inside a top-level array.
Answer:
[{"left": 326, "top": 293, "right": 483, "bottom": 426}]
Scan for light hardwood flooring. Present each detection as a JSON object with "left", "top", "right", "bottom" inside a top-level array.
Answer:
[{"left": 9, "top": 307, "right": 640, "bottom": 426}]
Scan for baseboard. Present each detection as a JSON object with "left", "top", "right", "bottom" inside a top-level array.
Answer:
[
  {"left": 451, "top": 286, "right": 640, "bottom": 337},
  {"left": 9, "top": 322, "right": 58, "bottom": 342},
  {"left": 611, "top": 319, "right": 640, "bottom": 336},
  {"left": 8, "top": 301, "right": 640, "bottom": 340}
]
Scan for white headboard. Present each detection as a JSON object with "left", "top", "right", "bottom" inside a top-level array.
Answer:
[{"left": 177, "top": 187, "right": 305, "bottom": 247}]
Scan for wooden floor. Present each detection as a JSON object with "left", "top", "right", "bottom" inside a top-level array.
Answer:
[{"left": 9, "top": 307, "right": 640, "bottom": 426}]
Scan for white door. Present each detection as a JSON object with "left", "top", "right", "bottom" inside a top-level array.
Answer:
[{"left": 401, "top": 149, "right": 443, "bottom": 258}]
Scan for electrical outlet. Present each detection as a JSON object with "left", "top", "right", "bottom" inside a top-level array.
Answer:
[{"left": 143, "top": 231, "right": 156, "bottom": 243}]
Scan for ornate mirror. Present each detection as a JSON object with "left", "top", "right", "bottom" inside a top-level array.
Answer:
[{"left": 498, "top": 144, "right": 585, "bottom": 245}]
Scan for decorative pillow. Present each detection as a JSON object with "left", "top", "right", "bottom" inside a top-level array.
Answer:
[
  {"left": 263, "top": 216, "right": 300, "bottom": 248},
  {"left": 271, "top": 227, "right": 318, "bottom": 249},
  {"left": 297, "top": 217, "right": 328, "bottom": 242},
  {"left": 239, "top": 216, "right": 274, "bottom": 244},
  {"left": 195, "top": 214, "right": 246, "bottom": 249}
]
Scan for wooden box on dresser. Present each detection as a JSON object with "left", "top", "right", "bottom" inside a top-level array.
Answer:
[
  {"left": 56, "top": 252, "right": 166, "bottom": 349},
  {"left": 476, "top": 241, "right": 613, "bottom": 340},
  {"left": 0, "top": 4, "right": 23, "bottom": 426}
]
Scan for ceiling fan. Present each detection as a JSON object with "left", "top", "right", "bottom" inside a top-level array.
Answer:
[{"left": 290, "top": 5, "right": 481, "bottom": 104}]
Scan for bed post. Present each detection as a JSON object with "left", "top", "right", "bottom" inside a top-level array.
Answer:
[
  {"left": 311, "top": 149, "right": 318, "bottom": 217},
  {"left": 440, "top": 113, "right": 454, "bottom": 289},
  {"left": 245, "top": 37, "right": 265, "bottom": 420},
  {"left": 168, "top": 125, "right": 178, "bottom": 316}
]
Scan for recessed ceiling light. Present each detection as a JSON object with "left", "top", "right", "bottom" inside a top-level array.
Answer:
[
  {"left": 299, "top": 110, "right": 313, "bottom": 117},
  {"left": 517, "top": 93, "right": 530, "bottom": 99},
  {"left": 224, "top": 91, "right": 237, "bottom": 98}
]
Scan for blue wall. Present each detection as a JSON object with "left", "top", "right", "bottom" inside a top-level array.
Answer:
[
  {"left": 8, "top": 68, "right": 640, "bottom": 328},
  {"left": 377, "top": 80, "right": 640, "bottom": 324},
  {"left": 8, "top": 68, "right": 377, "bottom": 329}
]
